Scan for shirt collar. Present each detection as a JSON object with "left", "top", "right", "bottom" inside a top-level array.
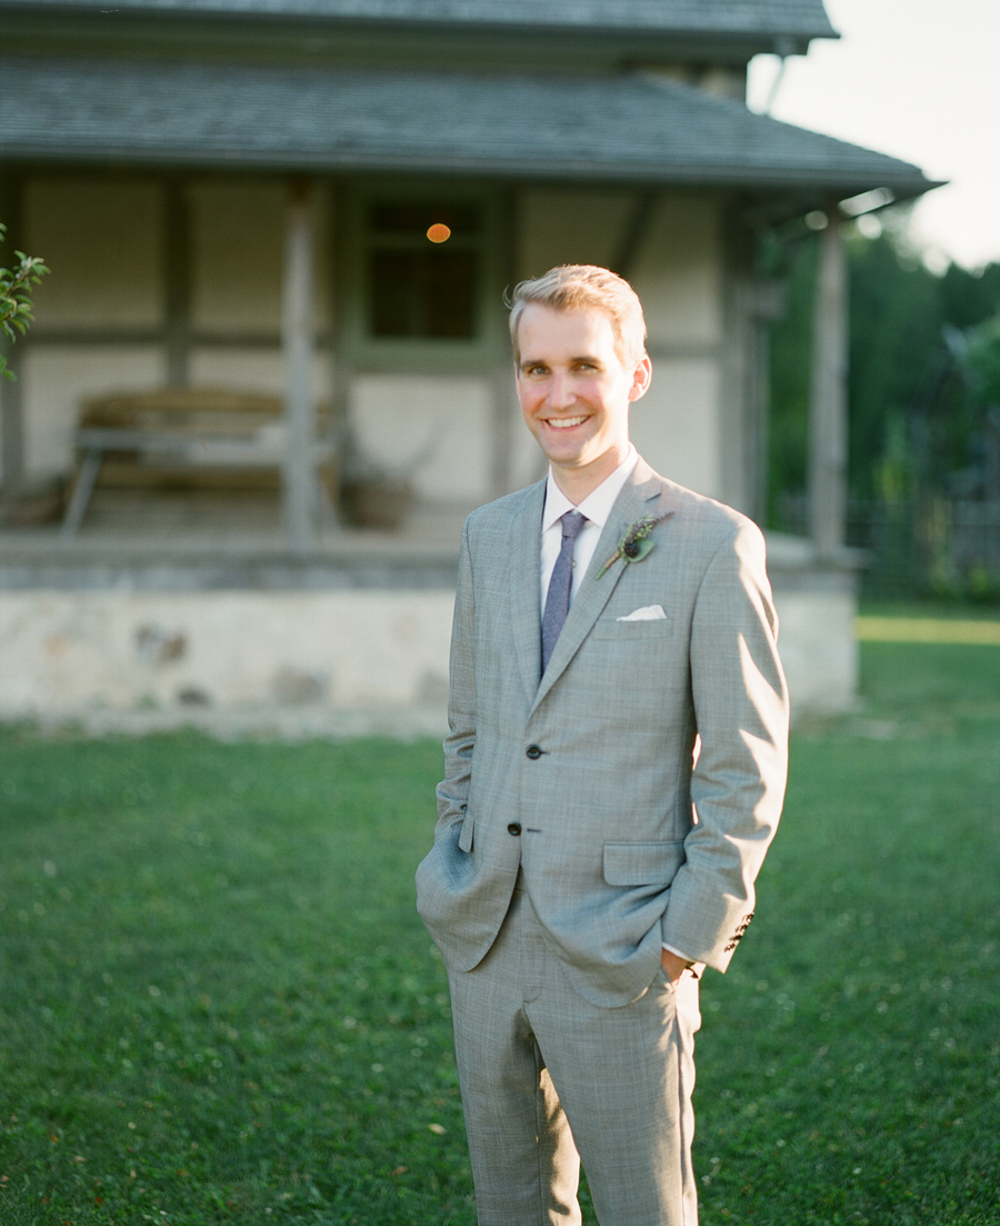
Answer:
[{"left": 542, "top": 445, "right": 638, "bottom": 534}]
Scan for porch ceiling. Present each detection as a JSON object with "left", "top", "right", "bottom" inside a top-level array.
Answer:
[{"left": 0, "top": 55, "right": 934, "bottom": 204}]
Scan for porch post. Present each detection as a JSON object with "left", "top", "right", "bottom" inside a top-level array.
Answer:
[
  {"left": 281, "top": 177, "right": 318, "bottom": 549},
  {"left": 490, "top": 188, "right": 517, "bottom": 499},
  {"left": 327, "top": 179, "right": 350, "bottom": 530},
  {"left": 748, "top": 272, "right": 785, "bottom": 528},
  {"left": 808, "top": 208, "right": 848, "bottom": 557},
  {"left": 0, "top": 175, "right": 25, "bottom": 489},
  {"left": 163, "top": 177, "right": 192, "bottom": 389},
  {"left": 719, "top": 213, "right": 755, "bottom": 518}
]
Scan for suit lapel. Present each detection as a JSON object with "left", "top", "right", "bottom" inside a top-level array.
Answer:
[
  {"left": 529, "top": 461, "right": 672, "bottom": 717},
  {"left": 508, "top": 480, "right": 546, "bottom": 706}
]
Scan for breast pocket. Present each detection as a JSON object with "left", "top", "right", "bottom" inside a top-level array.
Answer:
[{"left": 589, "top": 616, "right": 673, "bottom": 641}]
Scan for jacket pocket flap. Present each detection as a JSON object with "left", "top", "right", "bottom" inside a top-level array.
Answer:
[
  {"left": 457, "top": 814, "right": 475, "bottom": 853},
  {"left": 603, "top": 840, "right": 684, "bottom": 886}
]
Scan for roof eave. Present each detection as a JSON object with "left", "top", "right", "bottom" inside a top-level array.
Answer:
[
  {"left": 0, "top": 0, "right": 840, "bottom": 53},
  {"left": 0, "top": 142, "right": 938, "bottom": 202}
]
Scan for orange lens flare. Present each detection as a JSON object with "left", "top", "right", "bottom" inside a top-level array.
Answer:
[{"left": 426, "top": 223, "right": 452, "bottom": 243}]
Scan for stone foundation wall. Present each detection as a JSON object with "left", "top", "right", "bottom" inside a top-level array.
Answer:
[
  {"left": 0, "top": 590, "right": 453, "bottom": 719},
  {"left": 0, "top": 574, "right": 856, "bottom": 728},
  {"left": 772, "top": 586, "right": 858, "bottom": 715}
]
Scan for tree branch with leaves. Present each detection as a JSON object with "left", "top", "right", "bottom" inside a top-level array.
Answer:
[{"left": 1, "top": 221, "right": 49, "bottom": 381}]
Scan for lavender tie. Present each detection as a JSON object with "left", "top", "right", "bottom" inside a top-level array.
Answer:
[{"left": 541, "top": 509, "right": 588, "bottom": 673}]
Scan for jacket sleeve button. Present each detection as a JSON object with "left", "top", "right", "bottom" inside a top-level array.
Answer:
[
  {"left": 507, "top": 822, "right": 522, "bottom": 836},
  {"left": 526, "top": 745, "right": 542, "bottom": 760}
]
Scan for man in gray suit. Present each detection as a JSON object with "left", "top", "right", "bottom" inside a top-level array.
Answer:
[{"left": 416, "top": 265, "right": 789, "bottom": 1225}]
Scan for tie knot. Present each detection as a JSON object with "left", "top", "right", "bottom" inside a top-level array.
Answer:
[{"left": 561, "top": 510, "right": 587, "bottom": 542}]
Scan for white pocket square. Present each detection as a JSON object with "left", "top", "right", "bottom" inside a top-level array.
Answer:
[{"left": 616, "top": 604, "right": 667, "bottom": 622}]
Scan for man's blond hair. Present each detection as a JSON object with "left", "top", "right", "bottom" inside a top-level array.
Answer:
[{"left": 508, "top": 265, "right": 647, "bottom": 369}]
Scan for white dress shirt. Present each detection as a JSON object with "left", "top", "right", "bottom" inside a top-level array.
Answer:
[
  {"left": 539, "top": 445, "right": 638, "bottom": 614},
  {"left": 538, "top": 447, "right": 694, "bottom": 970}
]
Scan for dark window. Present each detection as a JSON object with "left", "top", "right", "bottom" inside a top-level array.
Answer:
[{"left": 367, "top": 204, "right": 481, "bottom": 340}]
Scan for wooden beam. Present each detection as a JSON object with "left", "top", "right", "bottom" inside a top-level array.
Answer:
[
  {"left": 0, "top": 175, "right": 25, "bottom": 490},
  {"left": 490, "top": 187, "right": 517, "bottom": 499},
  {"left": 718, "top": 210, "right": 754, "bottom": 517},
  {"left": 326, "top": 178, "right": 350, "bottom": 531},
  {"left": 163, "top": 177, "right": 192, "bottom": 389},
  {"left": 281, "top": 177, "right": 318, "bottom": 550},
  {"left": 808, "top": 209, "right": 848, "bottom": 557},
  {"left": 612, "top": 190, "right": 658, "bottom": 283},
  {"left": 25, "top": 328, "right": 331, "bottom": 348},
  {"left": 746, "top": 274, "right": 785, "bottom": 528}
]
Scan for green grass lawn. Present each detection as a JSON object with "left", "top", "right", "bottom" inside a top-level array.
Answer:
[{"left": 1, "top": 634, "right": 999, "bottom": 1225}]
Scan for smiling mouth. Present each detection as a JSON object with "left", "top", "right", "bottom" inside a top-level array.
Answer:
[{"left": 546, "top": 415, "right": 588, "bottom": 429}]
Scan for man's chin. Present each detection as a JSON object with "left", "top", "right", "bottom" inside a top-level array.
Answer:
[{"left": 539, "top": 426, "right": 591, "bottom": 458}]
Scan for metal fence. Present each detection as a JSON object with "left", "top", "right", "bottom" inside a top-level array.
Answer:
[{"left": 777, "top": 495, "right": 1000, "bottom": 599}]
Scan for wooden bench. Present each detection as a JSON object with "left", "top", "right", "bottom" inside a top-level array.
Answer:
[{"left": 60, "top": 388, "right": 335, "bottom": 539}]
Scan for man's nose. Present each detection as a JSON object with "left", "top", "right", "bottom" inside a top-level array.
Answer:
[{"left": 547, "top": 372, "right": 576, "bottom": 408}]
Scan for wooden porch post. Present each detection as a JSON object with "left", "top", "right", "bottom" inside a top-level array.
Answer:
[
  {"left": 719, "top": 214, "right": 755, "bottom": 518},
  {"left": 0, "top": 176, "right": 25, "bottom": 489},
  {"left": 748, "top": 273, "right": 785, "bottom": 528},
  {"left": 327, "top": 180, "right": 350, "bottom": 530},
  {"left": 490, "top": 188, "right": 517, "bottom": 499},
  {"left": 808, "top": 208, "right": 848, "bottom": 557},
  {"left": 282, "top": 178, "right": 318, "bottom": 549},
  {"left": 163, "top": 177, "right": 192, "bottom": 389}
]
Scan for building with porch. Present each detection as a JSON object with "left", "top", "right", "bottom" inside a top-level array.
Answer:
[{"left": 0, "top": 0, "right": 936, "bottom": 728}]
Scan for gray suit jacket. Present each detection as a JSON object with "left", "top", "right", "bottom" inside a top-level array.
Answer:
[{"left": 416, "top": 458, "right": 789, "bottom": 1008}]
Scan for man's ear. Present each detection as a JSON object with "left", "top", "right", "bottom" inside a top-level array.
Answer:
[{"left": 628, "top": 354, "right": 653, "bottom": 403}]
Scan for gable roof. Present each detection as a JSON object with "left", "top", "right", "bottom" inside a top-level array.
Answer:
[
  {"left": 0, "top": 56, "right": 931, "bottom": 212},
  {"left": 0, "top": 0, "right": 837, "bottom": 39}
]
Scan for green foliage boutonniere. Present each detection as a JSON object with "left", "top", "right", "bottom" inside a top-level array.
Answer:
[{"left": 597, "top": 513, "right": 669, "bottom": 578}]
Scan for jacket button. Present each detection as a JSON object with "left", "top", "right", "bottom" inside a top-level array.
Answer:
[
  {"left": 526, "top": 744, "right": 542, "bottom": 760},
  {"left": 507, "top": 822, "right": 522, "bottom": 836}
]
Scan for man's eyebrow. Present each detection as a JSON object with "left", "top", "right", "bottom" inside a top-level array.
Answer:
[{"left": 519, "top": 354, "right": 603, "bottom": 369}]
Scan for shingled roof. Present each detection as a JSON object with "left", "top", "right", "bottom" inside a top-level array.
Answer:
[
  {"left": 0, "top": 56, "right": 930, "bottom": 208},
  {"left": 0, "top": 0, "right": 837, "bottom": 39}
]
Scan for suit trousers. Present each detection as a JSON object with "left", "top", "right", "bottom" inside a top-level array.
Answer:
[{"left": 447, "top": 877, "right": 701, "bottom": 1226}]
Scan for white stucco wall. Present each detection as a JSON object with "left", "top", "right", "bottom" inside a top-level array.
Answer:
[
  {"left": 25, "top": 178, "right": 164, "bottom": 329},
  {"left": 518, "top": 188, "right": 636, "bottom": 276},
  {"left": 630, "top": 196, "right": 723, "bottom": 350},
  {"left": 508, "top": 413, "right": 548, "bottom": 494},
  {"left": 631, "top": 196, "right": 723, "bottom": 499},
  {"left": 22, "top": 345, "right": 165, "bottom": 476},
  {"left": 24, "top": 178, "right": 332, "bottom": 341},
  {"left": 189, "top": 179, "right": 330, "bottom": 335},
  {"left": 628, "top": 360, "right": 722, "bottom": 501},
  {"left": 189, "top": 349, "right": 332, "bottom": 406},
  {"left": 352, "top": 375, "right": 493, "bottom": 502},
  {"left": 19, "top": 179, "right": 169, "bottom": 475}
]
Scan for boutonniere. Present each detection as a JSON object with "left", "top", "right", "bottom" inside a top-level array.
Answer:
[{"left": 596, "top": 514, "right": 669, "bottom": 578}]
